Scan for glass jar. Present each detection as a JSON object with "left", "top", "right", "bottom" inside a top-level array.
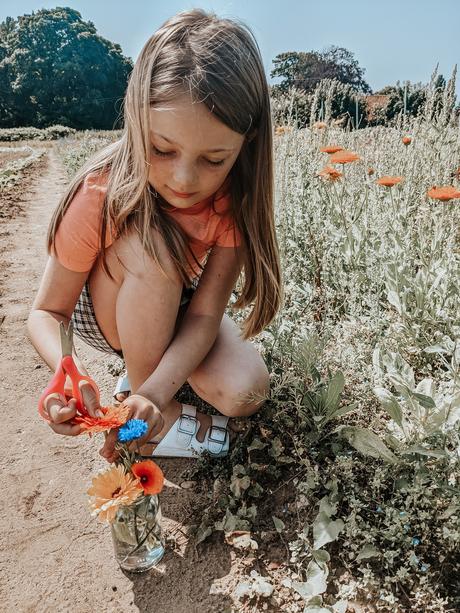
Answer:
[{"left": 110, "top": 493, "right": 165, "bottom": 572}]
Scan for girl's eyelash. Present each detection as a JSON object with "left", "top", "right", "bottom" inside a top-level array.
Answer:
[{"left": 152, "top": 146, "right": 225, "bottom": 166}]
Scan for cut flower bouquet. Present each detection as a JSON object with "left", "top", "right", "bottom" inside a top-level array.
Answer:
[{"left": 86, "top": 414, "right": 166, "bottom": 572}]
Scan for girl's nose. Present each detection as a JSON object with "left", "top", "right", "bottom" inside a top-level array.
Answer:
[{"left": 172, "top": 161, "right": 198, "bottom": 192}]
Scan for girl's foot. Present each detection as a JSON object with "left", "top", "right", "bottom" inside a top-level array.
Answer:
[{"left": 117, "top": 393, "right": 238, "bottom": 455}]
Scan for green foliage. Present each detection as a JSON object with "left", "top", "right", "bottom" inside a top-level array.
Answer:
[
  {"left": 272, "top": 79, "right": 368, "bottom": 130},
  {"left": 0, "top": 7, "right": 132, "bottom": 129},
  {"left": 271, "top": 46, "right": 371, "bottom": 95},
  {"left": 58, "top": 97, "right": 460, "bottom": 608},
  {"left": 0, "top": 125, "right": 75, "bottom": 141}
]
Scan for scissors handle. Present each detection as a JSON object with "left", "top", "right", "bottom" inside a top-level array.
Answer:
[
  {"left": 62, "top": 355, "right": 101, "bottom": 416},
  {"left": 38, "top": 355, "right": 100, "bottom": 421}
]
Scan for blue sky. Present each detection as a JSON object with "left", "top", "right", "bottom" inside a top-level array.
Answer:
[{"left": 1, "top": 1, "right": 459, "bottom": 95}]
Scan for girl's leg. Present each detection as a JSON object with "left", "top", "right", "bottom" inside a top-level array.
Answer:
[
  {"left": 187, "top": 314, "right": 270, "bottom": 418},
  {"left": 88, "top": 229, "right": 213, "bottom": 442}
]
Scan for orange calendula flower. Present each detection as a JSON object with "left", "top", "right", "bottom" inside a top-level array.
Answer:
[
  {"left": 87, "top": 464, "right": 142, "bottom": 523},
  {"left": 402, "top": 136, "right": 412, "bottom": 145},
  {"left": 317, "top": 165, "right": 343, "bottom": 181},
  {"left": 320, "top": 145, "right": 343, "bottom": 154},
  {"left": 427, "top": 186, "right": 460, "bottom": 201},
  {"left": 75, "top": 402, "right": 131, "bottom": 434},
  {"left": 329, "top": 150, "right": 360, "bottom": 164},
  {"left": 131, "top": 460, "right": 165, "bottom": 495},
  {"left": 312, "top": 121, "right": 327, "bottom": 129},
  {"left": 376, "top": 176, "right": 404, "bottom": 187}
]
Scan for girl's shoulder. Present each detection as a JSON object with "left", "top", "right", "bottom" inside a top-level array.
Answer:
[{"left": 80, "top": 168, "right": 110, "bottom": 198}]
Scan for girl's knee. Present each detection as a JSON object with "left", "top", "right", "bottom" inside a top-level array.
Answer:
[
  {"left": 194, "top": 366, "right": 270, "bottom": 418},
  {"left": 114, "top": 228, "right": 181, "bottom": 286}
]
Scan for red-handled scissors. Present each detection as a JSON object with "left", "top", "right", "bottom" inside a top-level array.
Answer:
[{"left": 38, "top": 321, "right": 101, "bottom": 421}]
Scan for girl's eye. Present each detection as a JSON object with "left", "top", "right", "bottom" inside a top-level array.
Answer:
[
  {"left": 152, "top": 146, "right": 172, "bottom": 158},
  {"left": 152, "top": 146, "right": 224, "bottom": 167}
]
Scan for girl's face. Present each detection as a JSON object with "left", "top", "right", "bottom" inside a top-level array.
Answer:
[{"left": 148, "top": 95, "right": 245, "bottom": 208}]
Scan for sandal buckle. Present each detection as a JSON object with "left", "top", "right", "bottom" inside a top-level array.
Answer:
[
  {"left": 208, "top": 425, "right": 228, "bottom": 454},
  {"left": 176, "top": 414, "right": 197, "bottom": 447}
]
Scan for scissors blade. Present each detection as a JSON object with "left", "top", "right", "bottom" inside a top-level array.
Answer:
[{"left": 59, "top": 321, "right": 74, "bottom": 357}]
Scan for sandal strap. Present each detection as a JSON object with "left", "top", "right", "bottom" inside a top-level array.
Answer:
[
  {"left": 176, "top": 404, "right": 198, "bottom": 447},
  {"left": 205, "top": 415, "right": 229, "bottom": 455}
]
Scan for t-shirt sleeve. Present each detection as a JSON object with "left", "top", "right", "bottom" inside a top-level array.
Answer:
[{"left": 52, "top": 173, "right": 112, "bottom": 272}]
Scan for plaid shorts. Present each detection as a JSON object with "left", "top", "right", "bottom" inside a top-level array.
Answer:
[{"left": 71, "top": 278, "right": 198, "bottom": 359}]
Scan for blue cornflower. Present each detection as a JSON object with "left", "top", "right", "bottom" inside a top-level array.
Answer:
[{"left": 118, "top": 419, "right": 148, "bottom": 443}]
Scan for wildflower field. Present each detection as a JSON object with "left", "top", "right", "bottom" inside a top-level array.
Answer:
[{"left": 3, "top": 73, "right": 458, "bottom": 612}]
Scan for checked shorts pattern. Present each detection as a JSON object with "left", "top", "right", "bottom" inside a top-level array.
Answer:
[{"left": 71, "top": 278, "right": 199, "bottom": 358}]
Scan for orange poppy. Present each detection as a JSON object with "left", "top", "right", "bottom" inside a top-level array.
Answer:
[
  {"left": 75, "top": 403, "right": 131, "bottom": 434},
  {"left": 87, "top": 464, "right": 142, "bottom": 523},
  {"left": 320, "top": 145, "right": 343, "bottom": 154},
  {"left": 131, "top": 460, "right": 165, "bottom": 495},
  {"left": 329, "top": 150, "right": 360, "bottom": 164},
  {"left": 317, "top": 165, "right": 343, "bottom": 181},
  {"left": 427, "top": 186, "right": 460, "bottom": 201},
  {"left": 368, "top": 168, "right": 375, "bottom": 176},
  {"left": 376, "top": 176, "right": 404, "bottom": 187},
  {"left": 402, "top": 136, "right": 412, "bottom": 145},
  {"left": 312, "top": 121, "right": 327, "bottom": 129}
]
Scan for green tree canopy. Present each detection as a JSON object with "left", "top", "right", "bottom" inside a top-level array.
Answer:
[
  {"left": 271, "top": 46, "right": 371, "bottom": 95},
  {"left": 0, "top": 7, "right": 133, "bottom": 129}
]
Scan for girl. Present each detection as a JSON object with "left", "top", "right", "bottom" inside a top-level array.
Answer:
[{"left": 27, "top": 9, "right": 282, "bottom": 461}]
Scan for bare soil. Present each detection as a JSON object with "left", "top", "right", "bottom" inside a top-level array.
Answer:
[{"left": 0, "top": 145, "right": 267, "bottom": 613}]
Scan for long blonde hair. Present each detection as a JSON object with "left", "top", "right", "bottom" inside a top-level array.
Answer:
[{"left": 47, "top": 9, "right": 282, "bottom": 338}]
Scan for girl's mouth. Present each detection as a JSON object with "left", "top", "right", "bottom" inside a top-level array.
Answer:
[{"left": 168, "top": 187, "right": 197, "bottom": 198}]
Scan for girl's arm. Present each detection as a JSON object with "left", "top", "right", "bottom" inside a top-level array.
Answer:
[
  {"left": 136, "top": 244, "right": 243, "bottom": 409},
  {"left": 27, "top": 256, "right": 90, "bottom": 376}
]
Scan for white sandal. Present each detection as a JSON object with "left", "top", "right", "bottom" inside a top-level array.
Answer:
[
  {"left": 149, "top": 404, "right": 230, "bottom": 458},
  {"left": 113, "top": 372, "right": 131, "bottom": 401}
]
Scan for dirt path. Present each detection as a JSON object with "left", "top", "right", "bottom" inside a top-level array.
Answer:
[{"left": 0, "top": 146, "right": 241, "bottom": 613}]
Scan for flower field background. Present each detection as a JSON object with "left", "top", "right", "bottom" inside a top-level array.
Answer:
[{"left": 3, "top": 71, "right": 458, "bottom": 612}]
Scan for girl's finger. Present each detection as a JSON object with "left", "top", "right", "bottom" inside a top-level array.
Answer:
[
  {"left": 49, "top": 421, "right": 82, "bottom": 436},
  {"left": 79, "top": 381, "right": 103, "bottom": 419},
  {"left": 45, "top": 393, "right": 66, "bottom": 422},
  {"left": 99, "top": 428, "right": 120, "bottom": 461},
  {"left": 51, "top": 402, "right": 78, "bottom": 424}
]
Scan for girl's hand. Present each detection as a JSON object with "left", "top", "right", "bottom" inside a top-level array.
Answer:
[
  {"left": 99, "top": 394, "right": 164, "bottom": 463},
  {"left": 44, "top": 382, "right": 103, "bottom": 436}
]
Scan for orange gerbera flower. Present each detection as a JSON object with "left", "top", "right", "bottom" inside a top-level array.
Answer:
[
  {"left": 317, "top": 165, "right": 343, "bottom": 181},
  {"left": 402, "top": 136, "right": 412, "bottom": 145},
  {"left": 87, "top": 464, "right": 142, "bottom": 523},
  {"left": 427, "top": 186, "right": 460, "bottom": 201},
  {"left": 312, "top": 121, "right": 327, "bottom": 129},
  {"left": 320, "top": 145, "right": 343, "bottom": 154},
  {"left": 131, "top": 460, "right": 164, "bottom": 495},
  {"left": 329, "top": 150, "right": 360, "bottom": 164},
  {"left": 74, "top": 403, "right": 130, "bottom": 434},
  {"left": 376, "top": 176, "right": 404, "bottom": 187}
]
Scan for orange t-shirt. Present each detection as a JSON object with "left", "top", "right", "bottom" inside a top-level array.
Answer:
[{"left": 52, "top": 172, "right": 241, "bottom": 276}]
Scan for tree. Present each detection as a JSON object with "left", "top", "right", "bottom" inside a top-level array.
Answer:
[
  {"left": 271, "top": 46, "right": 371, "bottom": 95},
  {"left": 0, "top": 7, "right": 133, "bottom": 128}
]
